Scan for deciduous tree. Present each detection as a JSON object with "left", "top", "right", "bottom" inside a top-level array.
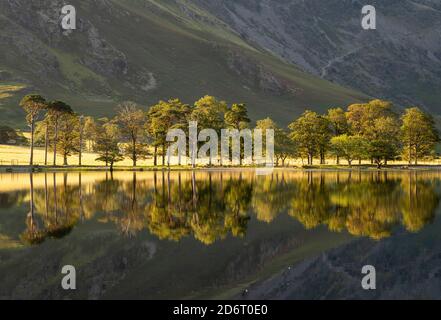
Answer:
[
  {"left": 330, "top": 135, "right": 369, "bottom": 166},
  {"left": 114, "top": 102, "right": 147, "bottom": 167},
  {"left": 288, "top": 111, "right": 330, "bottom": 165},
  {"left": 401, "top": 107, "right": 439, "bottom": 165},
  {"left": 94, "top": 118, "right": 123, "bottom": 171}
]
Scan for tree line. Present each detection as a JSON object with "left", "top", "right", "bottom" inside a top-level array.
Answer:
[
  {"left": 19, "top": 95, "right": 439, "bottom": 169},
  {"left": 290, "top": 99, "right": 439, "bottom": 168}
]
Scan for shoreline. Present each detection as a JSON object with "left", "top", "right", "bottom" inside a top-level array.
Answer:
[{"left": 1, "top": 164, "right": 441, "bottom": 173}]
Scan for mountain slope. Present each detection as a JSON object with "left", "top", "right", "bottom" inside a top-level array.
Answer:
[
  {"left": 191, "top": 0, "right": 441, "bottom": 114},
  {"left": 0, "top": 0, "right": 365, "bottom": 128}
]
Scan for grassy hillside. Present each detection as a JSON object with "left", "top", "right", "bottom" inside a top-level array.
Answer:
[{"left": 0, "top": 0, "right": 367, "bottom": 128}]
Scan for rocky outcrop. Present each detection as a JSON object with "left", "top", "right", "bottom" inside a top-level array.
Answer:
[{"left": 194, "top": 0, "right": 441, "bottom": 113}]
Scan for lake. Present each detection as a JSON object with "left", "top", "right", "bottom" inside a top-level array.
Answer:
[{"left": 0, "top": 170, "right": 441, "bottom": 299}]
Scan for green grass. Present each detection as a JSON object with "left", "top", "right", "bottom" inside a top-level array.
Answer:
[{"left": 49, "top": 50, "right": 106, "bottom": 89}]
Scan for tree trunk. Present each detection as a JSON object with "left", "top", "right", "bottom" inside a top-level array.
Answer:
[
  {"left": 376, "top": 160, "right": 382, "bottom": 169},
  {"left": 79, "top": 116, "right": 83, "bottom": 167},
  {"left": 154, "top": 145, "right": 157, "bottom": 166},
  {"left": 162, "top": 144, "right": 165, "bottom": 166},
  {"left": 63, "top": 154, "right": 68, "bottom": 166},
  {"left": 44, "top": 124, "right": 49, "bottom": 166},
  {"left": 29, "top": 118, "right": 35, "bottom": 166},
  {"left": 53, "top": 120, "right": 58, "bottom": 166},
  {"left": 336, "top": 155, "right": 340, "bottom": 165}
]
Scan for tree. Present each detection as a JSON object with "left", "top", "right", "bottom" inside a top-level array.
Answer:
[
  {"left": 326, "top": 107, "right": 349, "bottom": 164},
  {"left": 330, "top": 135, "right": 369, "bottom": 166},
  {"left": 316, "top": 115, "right": 331, "bottom": 164},
  {"left": 224, "top": 103, "right": 251, "bottom": 165},
  {"left": 346, "top": 100, "right": 400, "bottom": 168},
  {"left": 191, "top": 95, "right": 227, "bottom": 132},
  {"left": 94, "top": 118, "right": 124, "bottom": 171},
  {"left": 288, "top": 111, "right": 330, "bottom": 165},
  {"left": 256, "top": 118, "right": 297, "bottom": 166},
  {"left": 82, "top": 116, "right": 97, "bottom": 152},
  {"left": 190, "top": 96, "right": 227, "bottom": 165},
  {"left": 368, "top": 116, "right": 401, "bottom": 168},
  {"left": 225, "top": 103, "right": 250, "bottom": 130},
  {"left": 20, "top": 94, "right": 47, "bottom": 166},
  {"left": 401, "top": 107, "right": 439, "bottom": 165},
  {"left": 34, "top": 118, "right": 53, "bottom": 165},
  {"left": 346, "top": 99, "right": 395, "bottom": 137},
  {"left": 78, "top": 115, "right": 84, "bottom": 166},
  {"left": 47, "top": 101, "right": 73, "bottom": 166},
  {"left": 42, "top": 117, "right": 51, "bottom": 166},
  {"left": 147, "top": 99, "right": 190, "bottom": 166},
  {"left": 114, "top": 102, "right": 147, "bottom": 167},
  {"left": 57, "top": 113, "right": 80, "bottom": 165}
]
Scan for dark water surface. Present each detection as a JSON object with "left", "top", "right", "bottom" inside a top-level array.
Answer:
[{"left": 0, "top": 170, "right": 440, "bottom": 299}]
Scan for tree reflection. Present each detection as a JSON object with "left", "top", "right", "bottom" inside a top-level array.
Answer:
[
  {"left": 400, "top": 172, "right": 439, "bottom": 232},
  {"left": 6, "top": 170, "right": 440, "bottom": 246}
]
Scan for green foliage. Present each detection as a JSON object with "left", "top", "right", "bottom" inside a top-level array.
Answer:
[
  {"left": 288, "top": 111, "right": 331, "bottom": 165},
  {"left": 256, "top": 117, "right": 297, "bottom": 166},
  {"left": 326, "top": 107, "right": 349, "bottom": 136},
  {"left": 330, "top": 135, "right": 369, "bottom": 165},
  {"left": 225, "top": 103, "right": 250, "bottom": 130},
  {"left": 147, "top": 98, "right": 191, "bottom": 165},
  {"left": 12, "top": 93, "right": 441, "bottom": 168},
  {"left": 401, "top": 107, "right": 440, "bottom": 164},
  {"left": 56, "top": 113, "right": 80, "bottom": 165},
  {"left": 191, "top": 95, "right": 227, "bottom": 131},
  {"left": 94, "top": 118, "right": 124, "bottom": 169}
]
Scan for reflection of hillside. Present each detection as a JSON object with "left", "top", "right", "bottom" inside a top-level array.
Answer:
[
  {"left": 240, "top": 216, "right": 441, "bottom": 300},
  {"left": 2, "top": 171, "right": 440, "bottom": 246}
]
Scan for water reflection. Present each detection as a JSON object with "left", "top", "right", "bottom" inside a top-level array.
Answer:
[{"left": 1, "top": 171, "right": 440, "bottom": 246}]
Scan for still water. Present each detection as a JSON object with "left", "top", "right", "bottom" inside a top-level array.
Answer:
[{"left": 0, "top": 170, "right": 440, "bottom": 299}]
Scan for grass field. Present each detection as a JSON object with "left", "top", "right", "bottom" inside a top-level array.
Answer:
[
  {"left": 0, "top": 144, "right": 155, "bottom": 167},
  {"left": 2, "top": 144, "right": 441, "bottom": 168}
]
